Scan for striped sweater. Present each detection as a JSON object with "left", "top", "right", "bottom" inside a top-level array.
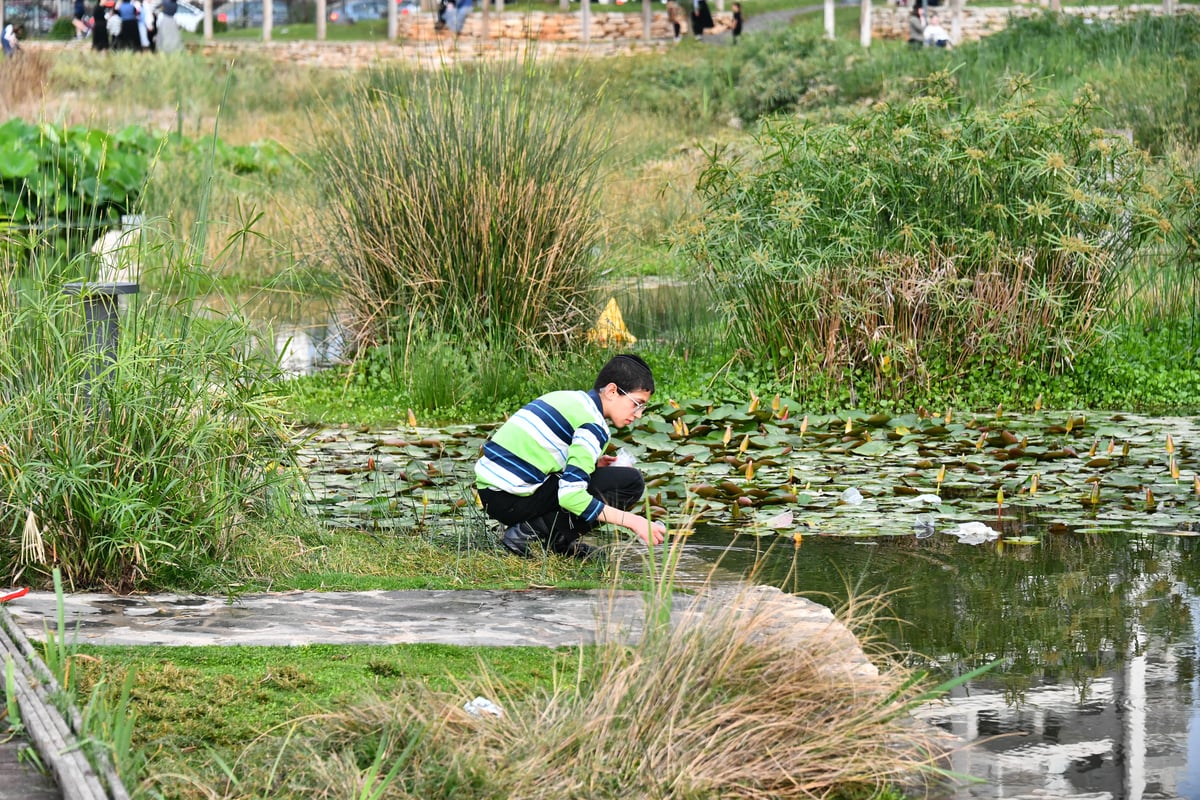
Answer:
[{"left": 474, "top": 389, "right": 609, "bottom": 522}]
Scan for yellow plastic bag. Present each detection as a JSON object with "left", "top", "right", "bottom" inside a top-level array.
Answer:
[{"left": 588, "top": 297, "right": 636, "bottom": 346}]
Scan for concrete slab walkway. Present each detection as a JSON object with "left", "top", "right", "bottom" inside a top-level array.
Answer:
[{"left": 2, "top": 586, "right": 876, "bottom": 679}]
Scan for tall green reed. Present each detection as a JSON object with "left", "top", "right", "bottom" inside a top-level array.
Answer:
[
  {"left": 0, "top": 110, "right": 307, "bottom": 592},
  {"left": 313, "top": 59, "right": 611, "bottom": 361}
]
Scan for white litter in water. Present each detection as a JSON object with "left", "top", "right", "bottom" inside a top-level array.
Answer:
[
  {"left": 949, "top": 522, "right": 1001, "bottom": 545},
  {"left": 840, "top": 487, "right": 864, "bottom": 506},
  {"left": 914, "top": 514, "right": 936, "bottom": 539},
  {"left": 764, "top": 510, "right": 793, "bottom": 529},
  {"left": 906, "top": 494, "right": 943, "bottom": 505}
]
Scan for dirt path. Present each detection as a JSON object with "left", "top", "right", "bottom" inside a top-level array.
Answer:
[{"left": 703, "top": 2, "right": 828, "bottom": 43}]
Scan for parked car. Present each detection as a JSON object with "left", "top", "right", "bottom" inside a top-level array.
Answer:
[
  {"left": 149, "top": 0, "right": 204, "bottom": 32},
  {"left": 328, "top": 0, "right": 383, "bottom": 23},
  {"left": 328, "top": 0, "right": 417, "bottom": 23},
  {"left": 3, "top": 1, "right": 56, "bottom": 34},
  {"left": 216, "top": 0, "right": 290, "bottom": 27}
]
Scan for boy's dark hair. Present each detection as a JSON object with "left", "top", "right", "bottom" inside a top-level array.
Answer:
[{"left": 594, "top": 354, "right": 655, "bottom": 394}]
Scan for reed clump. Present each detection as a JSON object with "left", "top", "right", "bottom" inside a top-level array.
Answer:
[
  {"left": 0, "top": 263, "right": 304, "bottom": 591},
  {"left": 145, "top": 582, "right": 948, "bottom": 799},
  {"left": 691, "top": 82, "right": 1188, "bottom": 396},
  {"left": 312, "top": 60, "right": 610, "bottom": 357}
]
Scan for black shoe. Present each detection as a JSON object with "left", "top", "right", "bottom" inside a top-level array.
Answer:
[
  {"left": 501, "top": 522, "right": 540, "bottom": 557},
  {"left": 552, "top": 538, "right": 603, "bottom": 562}
]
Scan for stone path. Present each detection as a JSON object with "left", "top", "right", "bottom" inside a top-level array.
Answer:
[{"left": 3, "top": 587, "right": 871, "bottom": 679}]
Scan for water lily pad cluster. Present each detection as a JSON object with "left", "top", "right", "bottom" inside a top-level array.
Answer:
[{"left": 296, "top": 402, "right": 1199, "bottom": 547}]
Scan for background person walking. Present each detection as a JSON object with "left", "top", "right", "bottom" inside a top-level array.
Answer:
[
  {"left": 448, "top": 0, "right": 472, "bottom": 35},
  {"left": 666, "top": 0, "right": 683, "bottom": 42},
  {"left": 691, "top": 0, "right": 713, "bottom": 39},
  {"left": 908, "top": 0, "right": 926, "bottom": 47}
]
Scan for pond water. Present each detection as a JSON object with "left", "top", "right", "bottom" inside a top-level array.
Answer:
[
  {"left": 675, "top": 523, "right": 1200, "bottom": 800},
  {"left": 203, "top": 291, "right": 349, "bottom": 376},
  {"left": 245, "top": 280, "right": 708, "bottom": 377}
]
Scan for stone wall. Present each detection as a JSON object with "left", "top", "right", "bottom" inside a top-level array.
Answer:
[
  {"left": 400, "top": 9, "right": 734, "bottom": 40},
  {"left": 872, "top": 2, "right": 1198, "bottom": 42}
]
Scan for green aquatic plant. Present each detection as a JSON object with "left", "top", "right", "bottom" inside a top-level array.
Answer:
[
  {"left": 690, "top": 83, "right": 1188, "bottom": 397},
  {"left": 296, "top": 401, "right": 1200, "bottom": 554},
  {"left": 314, "top": 59, "right": 611, "bottom": 362},
  {"left": 0, "top": 264, "right": 304, "bottom": 591}
]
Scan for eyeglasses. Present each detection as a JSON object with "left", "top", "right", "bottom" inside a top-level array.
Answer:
[{"left": 616, "top": 386, "right": 648, "bottom": 414}]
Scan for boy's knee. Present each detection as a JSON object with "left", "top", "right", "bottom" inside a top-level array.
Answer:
[{"left": 595, "top": 466, "right": 645, "bottom": 510}]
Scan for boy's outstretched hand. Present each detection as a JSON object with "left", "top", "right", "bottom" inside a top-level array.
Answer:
[
  {"left": 642, "top": 520, "right": 668, "bottom": 546},
  {"left": 599, "top": 506, "right": 667, "bottom": 546}
]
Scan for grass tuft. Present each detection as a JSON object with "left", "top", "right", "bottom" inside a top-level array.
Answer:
[
  {"left": 136, "top": 577, "right": 949, "bottom": 799},
  {"left": 312, "top": 58, "right": 611, "bottom": 358}
]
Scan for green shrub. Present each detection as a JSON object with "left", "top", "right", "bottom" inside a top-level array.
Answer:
[
  {"left": 689, "top": 82, "right": 1185, "bottom": 397},
  {"left": 0, "top": 119, "right": 157, "bottom": 257},
  {"left": 312, "top": 61, "right": 610, "bottom": 358},
  {"left": 48, "top": 16, "right": 77, "bottom": 40},
  {"left": 0, "top": 267, "right": 304, "bottom": 591}
]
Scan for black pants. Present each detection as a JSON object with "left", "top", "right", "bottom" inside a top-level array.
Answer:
[{"left": 478, "top": 467, "right": 644, "bottom": 548}]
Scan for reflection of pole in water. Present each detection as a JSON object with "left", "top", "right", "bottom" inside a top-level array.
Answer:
[
  {"left": 947, "top": 680, "right": 978, "bottom": 787},
  {"left": 272, "top": 317, "right": 347, "bottom": 377},
  {"left": 1122, "top": 628, "right": 1146, "bottom": 800},
  {"left": 1177, "top": 598, "right": 1200, "bottom": 799},
  {"left": 276, "top": 326, "right": 315, "bottom": 376}
]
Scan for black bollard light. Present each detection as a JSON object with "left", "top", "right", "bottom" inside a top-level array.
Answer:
[{"left": 63, "top": 281, "right": 140, "bottom": 366}]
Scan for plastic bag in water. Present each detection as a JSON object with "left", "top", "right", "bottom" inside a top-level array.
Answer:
[
  {"left": 840, "top": 487, "right": 864, "bottom": 506},
  {"left": 949, "top": 522, "right": 1000, "bottom": 545},
  {"left": 914, "top": 514, "right": 936, "bottom": 539},
  {"left": 613, "top": 448, "right": 636, "bottom": 468}
]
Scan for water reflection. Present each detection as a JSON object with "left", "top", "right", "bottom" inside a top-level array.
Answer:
[
  {"left": 676, "top": 525, "right": 1200, "bottom": 799},
  {"left": 201, "top": 292, "right": 348, "bottom": 376},
  {"left": 274, "top": 321, "right": 347, "bottom": 377}
]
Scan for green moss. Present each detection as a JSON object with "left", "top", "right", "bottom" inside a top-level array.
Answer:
[{"left": 73, "top": 643, "right": 575, "bottom": 755}]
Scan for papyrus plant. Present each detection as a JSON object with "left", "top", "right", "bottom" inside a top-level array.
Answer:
[{"left": 689, "top": 81, "right": 1187, "bottom": 395}]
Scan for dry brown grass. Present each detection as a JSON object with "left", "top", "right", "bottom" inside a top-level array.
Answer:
[
  {"left": 151, "top": 579, "right": 949, "bottom": 800},
  {"left": 467, "top": 582, "right": 944, "bottom": 800},
  {"left": 0, "top": 48, "right": 53, "bottom": 116}
]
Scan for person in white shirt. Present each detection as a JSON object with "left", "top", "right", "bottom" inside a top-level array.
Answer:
[
  {"left": 2, "top": 23, "right": 19, "bottom": 56},
  {"left": 923, "top": 13, "right": 950, "bottom": 47}
]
